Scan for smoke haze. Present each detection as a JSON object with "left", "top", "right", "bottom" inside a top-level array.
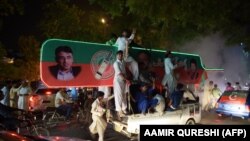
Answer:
[{"left": 178, "top": 33, "right": 250, "bottom": 90}]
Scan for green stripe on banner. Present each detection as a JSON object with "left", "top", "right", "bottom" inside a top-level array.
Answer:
[
  {"left": 41, "top": 39, "right": 118, "bottom": 63},
  {"left": 41, "top": 39, "right": 224, "bottom": 71}
]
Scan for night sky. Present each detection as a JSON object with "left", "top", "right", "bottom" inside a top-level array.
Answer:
[
  {"left": 1, "top": 1, "right": 43, "bottom": 51},
  {"left": 0, "top": 0, "right": 93, "bottom": 56}
]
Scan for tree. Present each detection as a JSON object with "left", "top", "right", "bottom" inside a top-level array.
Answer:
[
  {"left": 0, "top": 0, "right": 24, "bottom": 16},
  {"left": 39, "top": 1, "right": 114, "bottom": 43},
  {"left": 0, "top": 43, "right": 20, "bottom": 80},
  {"left": 17, "top": 35, "right": 40, "bottom": 81},
  {"left": 0, "top": 0, "right": 24, "bottom": 32},
  {"left": 0, "top": 43, "right": 7, "bottom": 79},
  {"left": 39, "top": 1, "right": 85, "bottom": 40},
  {"left": 89, "top": 0, "right": 250, "bottom": 50}
]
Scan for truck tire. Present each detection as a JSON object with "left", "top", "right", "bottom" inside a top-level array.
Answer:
[{"left": 186, "top": 119, "right": 195, "bottom": 125}]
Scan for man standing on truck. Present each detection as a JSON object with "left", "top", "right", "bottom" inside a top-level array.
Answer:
[
  {"left": 167, "top": 83, "right": 185, "bottom": 111},
  {"left": 162, "top": 51, "right": 178, "bottom": 99},
  {"left": 115, "top": 28, "right": 139, "bottom": 81},
  {"left": 113, "top": 51, "right": 130, "bottom": 118}
]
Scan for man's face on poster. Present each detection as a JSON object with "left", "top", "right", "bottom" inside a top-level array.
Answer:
[{"left": 57, "top": 51, "right": 73, "bottom": 71}]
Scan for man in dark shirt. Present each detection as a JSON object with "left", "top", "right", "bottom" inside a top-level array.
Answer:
[
  {"left": 167, "top": 83, "right": 185, "bottom": 111},
  {"left": 0, "top": 91, "right": 23, "bottom": 131},
  {"left": 84, "top": 92, "right": 94, "bottom": 125},
  {"left": 134, "top": 82, "right": 157, "bottom": 115}
]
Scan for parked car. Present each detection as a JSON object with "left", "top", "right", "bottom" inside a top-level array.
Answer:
[
  {"left": 29, "top": 85, "right": 95, "bottom": 111},
  {"left": 29, "top": 88, "right": 59, "bottom": 111},
  {"left": 216, "top": 90, "right": 250, "bottom": 119}
]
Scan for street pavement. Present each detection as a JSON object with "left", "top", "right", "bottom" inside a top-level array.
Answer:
[
  {"left": 48, "top": 111, "right": 250, "bottom": 141},
  {"left": 49, "top": 121, "right": 132, "bottom": 141}
]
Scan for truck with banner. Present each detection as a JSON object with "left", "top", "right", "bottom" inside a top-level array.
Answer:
[
  {"left": 40, "top": 39, "right": 222, "bottom": 89},
  {"left": 40, "top": 39, "right": 224, "bottom": 138}
]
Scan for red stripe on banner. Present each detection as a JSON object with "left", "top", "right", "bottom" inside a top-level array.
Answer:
[
  {"left": 152, "top": 66, "right": 207, "bottom": 85},
  {"left": 40, "top": 62, "right": 114, "bottom": 87}
]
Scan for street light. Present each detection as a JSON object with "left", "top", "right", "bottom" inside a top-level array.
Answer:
[{"left": 101, "top": 18, "right": 106, "bottom": 24}]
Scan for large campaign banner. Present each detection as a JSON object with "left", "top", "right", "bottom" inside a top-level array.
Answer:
[
  {"left": 41, "top": 39, "right": 117, "bottom": 87},
  {"left": 40, "top": 39, "right": 208, "bottom": 87}
]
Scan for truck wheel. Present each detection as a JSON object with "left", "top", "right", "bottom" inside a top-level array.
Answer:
[{"left": 186, "top": 119, "right": 195, "bottom": 125}]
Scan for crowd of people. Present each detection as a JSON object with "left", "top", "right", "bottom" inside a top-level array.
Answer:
[
  {"left": 0, "top": 80, "right": 32, "bottom": 110},
  {"left": 0, "top": 28, "right": 247, "bottom": 141},
  {"left": 201, "top": 81, "right": 244, "bottom": 112},
  {"left": 0, "top": 80, "right": 35, "bottom": 132}
]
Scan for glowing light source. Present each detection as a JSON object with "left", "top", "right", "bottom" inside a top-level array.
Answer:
[
  {"left": 11, "top": 133, "right": 17, "bottom": 136},
  {"left": 2, "top": 57, "right": 14, "bottom": 64},
  {"left": 29, "top": 96, "right": 33, "bottom": 102},
  {"left": 101, "top": 18, "right": 106, "bottom": 24},
  {"left": 45, "top": 91, "right": 52, "bottom": 95}
]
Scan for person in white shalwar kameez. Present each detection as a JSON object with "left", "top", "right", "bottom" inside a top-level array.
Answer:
[
  {"left": 98, "top": 86, "right": 112, "bottom": 121},
  {"left": 115, "top": 29, "right": 139, "bottom": 80},
  {"left": 113, "top": 50, "right": 130, "bottom": 118},
  {"left": 89, "top": 91, "right": 107, "bottom": 141},
  {"left": 202, "top": 81, "right": 213, "bottom": 111},
  {"left": 9, "top": 83, "right": 21, "bottom": 108},
  {"left": 17, "top": 81, "right": 32, "bottom": 111},
  {"left": 162, "top": 51, "right": 177, "bottom": 98}
]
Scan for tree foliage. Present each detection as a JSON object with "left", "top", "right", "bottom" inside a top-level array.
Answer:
[
  {"left": 0, "top": 43, "right": 21, "bottom": 80},
  {"left": 89, "top": 0, "right": 250, "bottom": 50},
  {"left": 0, "top": 36, "right": 40, "bottom": 80},
  {"left": 39, "top": 1, "right": 85, "bottom": 40},
  {"left": 1, "top": 0, "right": 250, "bottom": 80},
  {"left": 0, "top": 43, "right": 7, "bottom": 79},
  {"left": 39, "top": 1, "right": 111, "bottom": 42},
  {"left": 17, "top": 36, "right": 40, "bottom": 81},
  {"left": 0, "top": 0, "right": 24, "bottom": 16}
]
